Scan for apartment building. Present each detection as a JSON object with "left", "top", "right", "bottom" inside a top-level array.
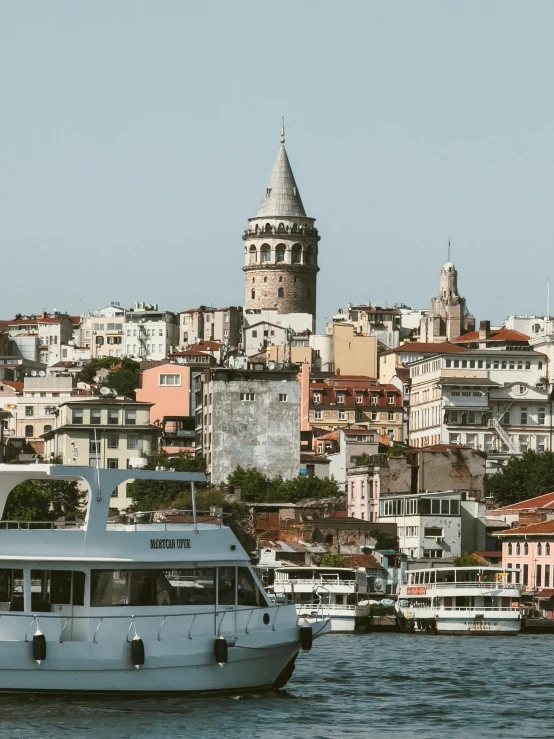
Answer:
[
  {"left": 408, "top": 346, "right": 549, "bottom": 454},
  {"left": 179, "top": 306, "right": 242, "bottom": 348},
  {"left": 43, "top": 398, "right": 159, "bottom": 509},
  {"left": 308, "top": 375, "right": 403, "bottom": 442},
  {"left": 329, "top": 305, "right": 402, "bottom": 350},
  {"left": 80, "top": 304, "right": 126, "bottom": 359},
  {"left": 124, "top": 303, "right": 179, "bottom": 361}
]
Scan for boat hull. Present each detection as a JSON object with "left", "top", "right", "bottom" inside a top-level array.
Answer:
[{"left": 398, "top": 612, "right": 522, "bottom": 635}]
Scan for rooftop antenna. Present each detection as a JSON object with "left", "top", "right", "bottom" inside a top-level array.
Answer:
[
  {"left": 280, "top": 117, "right": 285, "bottom": 145},
  {"left": 448, "top": 237, "right": 451, "bottom": 262},
  {"left": 548, "top": 278, "right": 550, "bottom": 320}
]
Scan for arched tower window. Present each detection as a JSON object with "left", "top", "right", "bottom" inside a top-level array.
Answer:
[
  {"left": 249, "top": 245, "right": 257, "bottom": 265},
  {"left": 276, "top": 245, "right": 285, "bottom": 262},
  {"left": 291, "top": 245, "right": 301, "bottom": 264},
  {"left": 278, "top": 222, "right": 285, "bottom": 232},
  {"left": 251, "top": 290, "right": 255, "bottom": 299},
  {"left": 292, "top": 223, "right": 298, "bottom": 233},
  {"left": 278, "top": 288, "right": 284, "bottom": 299},
  {"left": 25, "top": 425, "right": 34, "bottom": 437},
  {"left": 305, "top": 246, "right": 313, "bottom": 265},
  {"left": 262, "top": 245, "right": 271, "bottom": 262},
  {"left": 264, "top": 223, "right": 272, "bottom": 233}
]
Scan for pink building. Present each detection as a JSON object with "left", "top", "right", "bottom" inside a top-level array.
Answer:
[
  {"left": 136, "top": 363, "right": 194, "bottom": 454},
  {"left": 498, "top": 520, "right": 554, "bottom": 599}
]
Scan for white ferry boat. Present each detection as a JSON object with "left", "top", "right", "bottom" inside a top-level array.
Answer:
[
  {"left": 271, "top": 566, "right": 371, "bottom": 632},
  {"left": 397, "top": 566, "right": 522, "bottom": 634},
  {"left": 0, "top": 464, "right": 329, "bottom": 694}
]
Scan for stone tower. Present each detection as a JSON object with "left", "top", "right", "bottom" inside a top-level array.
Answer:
[
  {"left": 420, "top": 260, "right": 475, "bottom": 343},
  {"left": 243, "top": 125, "right": 320, "bottom": 327}
]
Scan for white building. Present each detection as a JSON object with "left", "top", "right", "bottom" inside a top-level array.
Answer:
[
  {"left": 124, "top": 303, "right": 179, "bottom": 361},
  {"left": 80, "top": 304, "right": 126, "bottom": 360},
  {"left": 378, "top": 490, "right": 486, "bottom": 560}
]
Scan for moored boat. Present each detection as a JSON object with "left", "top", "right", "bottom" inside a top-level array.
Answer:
[
  {"left": 0, "top": 464, "right": 329, "bottom": 693},
  {"left": 396, "top": 565, "right": 522, "bottom": 634},
  {"left": 271, "top": 566, "right": 371, "bottom": 633}
]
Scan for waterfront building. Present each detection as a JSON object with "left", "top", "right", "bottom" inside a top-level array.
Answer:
[
  {"left": 497, "top": 520, "right": 554, "bottom": 594},
  {"left": 419, "top": 261, "right": 475, "bottom": 343},
  {"left": 487, "top": 492, "right": 554, "bottom": 529},
  {"left": 242, "top": 125, "right": 319, "bottom": 331},
  {"left": 377, "top": 489, "right": 486, "bottom": 560},
  {"left": 196, "top": 367, "right": 300, "bottom": 485}
]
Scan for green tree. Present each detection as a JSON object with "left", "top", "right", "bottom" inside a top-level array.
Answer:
[
  {"left": 226, "top": 466, "right": 341, "bottom": 504},
  {"left": 320, "top": 552, "right": 344, "bottom": 567},
  {"left": 77, "top": 358, "right": 140, "bottom": 399},
  {"left": 3, "top": 458, "right": 85, "bottom": 522},
  {"left": 485, "top": 451, "right": 554, "bottom": 507},
  {"left": 352, "top": 452, "right": 374, "bottom": 467},
  {"left": 370, "top": 529, "right": 400, "bottom": 551},
  {"left": 128, "top": 451, "right": 205, "bottom": 511},
  {"left": 453, "top": 553, "right": 482, "bottom": 567}
]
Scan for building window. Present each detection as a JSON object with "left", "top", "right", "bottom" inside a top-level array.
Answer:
[
  {"left": 262, "top": 247, "right": 271, "bottom": 262},
  {"left": 108, "top": 410, "right": 119, "bottom": 425},
  {"left": 356, "top": 394, "right": 363, "bottom": 404},
  {"left": 25, "top": 425, "right": 34, "bottom": 437},
  {"left": 107, "top": 434, "right": 119, "bottom": 449},
  {"left": 520, "top": 407, "right": 528, "bottom": 425},
  {"left": 388, "top": 412, "right": 394, "bottom": 421},
  {"left": 523, "top": 564, "right": 529, "bottom": 586},
  {"left": 507, "top": 542, "right": 512, "bottom": 555},
  {"left": 524, "top": 541, "right": 529, "bottom": 556},
  {"left": 539, "top": 408, "right": 546, "bottom": 425},
  {"left": 44, "top": 425, "right": 52, "bottom": 433},
  {"left": 251, "top": 291, "right": 255, "bottom": 300},
  {"left": 371, "top": 395, "right": 378, "bottom": 406},
  {"left": 336, "top": 393, "right": 345, "bottom": 404},
  {"left": 466, "top": 434, "right": 477, "bottom": 449},
  {"left": 313, "top": 393, "right": 321, "bottom": 404},
  {"left": 546, "top": 564, "right": 551, "bottom": 589},
  {"left": 519, "top": 436, "right": 529, "bottom": 453},
  {"left": 25, "top": 406, "right": 33, "bottom": 417},
  {"left": 314, "top": 410, "right": 322, "bottom": 420},
  {"left": 127, "top": 435, "right": 139, "bottom": 450},
  {"left": 278, "top": 394, "right": 288, "bottom": 402},
  {"left": 387, "top": 395, "right": 394, "bottom": 405},
  {"left": 537, "top": 542, "right": 542, "bottom": 556},
  {"left": 159, "top": 374, "right": 181, "bottom": 386},
  {"left": 107, "top": 459, "right": 118, "bottom": 469},
  {"left": 72, "top": 409, "right": 84, "bottom": 425},
  {"left": 547, "top": 542, "right": 551, "bottom": 556},
  {"left": 338, "top": 411, "right": 346, "bottom": 420},
  {"left": 89, "top": 434, "right": 100, "bottom": 455},
  {"left": 516, "top": 542, "right": 521, "bottom": 555},
  {"left": 240, "top": 393, "right": 255, "bottom": 401},
  {"left": 90, "top": 409, "right": 102, "bottom": 425},
  {"left": 278, "top": 288, "right": 284, "bottom": 299},
  {"left": 125, "top": 410, "right": 137, "bottom": 425}
]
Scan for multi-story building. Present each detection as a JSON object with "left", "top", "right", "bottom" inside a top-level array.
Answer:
[
  {"left": 124, "top": 303, "right": 179, "bottom": 361},
  {"left": 379, "top": 342, "right": 467, "bottom": 384},
  {"left": 242, "top": 126, "right": 320, "bottom": 330},
  {"left": 329, "top": 305, "right": 402, "bottom": 351},
  {"left": 377, "top": 490, "right": 486, "bottom": 560},
  {"left": 419, "top": 261, "right": 476, "bottom": 343},
  {"left": 179, "top": 306, "right": 242, "bottom": 348},
  {"left": 80, "top": 304, "right": 126, "bottom": 359},
  {"left": 408, "top": 343, "right": 549, "bottom": 454},
  {"left": 308, "top": 375, "right": 403, "bottom": 442},
  {"left": 8, "top": 313, "right": 73, "bottom": 365},
  {"left": 196, "top": 367, "right": 300, "bottom": 484},
  {"left": 43, "top": 398, "right": 160, "bottom": 509},
  {"left": 497, "top": 521, "right": 554, "bottom": 594}
]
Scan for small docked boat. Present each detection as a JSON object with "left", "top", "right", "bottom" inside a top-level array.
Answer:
[
  {"left": 271, "top": 566, "right": 371, "bottom": 633},
  {"left": 0, "top": 464, "right": 329, "bottom": 693},
  {"left": 396, "top": 565, "right": 522, "bottom": 634}
]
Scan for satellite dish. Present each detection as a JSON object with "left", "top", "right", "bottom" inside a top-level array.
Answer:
[
  {"left": 31, "top": 371, "right": 37, "bottom": 377},
  {"left": 110, "top": 388, "right": 117, "bottom": 396},
  {"left": 38, "top": 371, "right": 46, "bottom": 377},
  {"left": 99, "top": 387, "right": 111, "bottom": 395}
]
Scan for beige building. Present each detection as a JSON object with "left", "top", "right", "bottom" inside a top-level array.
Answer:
[
  {"left": 330, "top": 323, "right": 377, "bottom": 378},
  {"left": 80, "top": 306, "right": 126, "bottom": 360},
  {"left": 379, "top": 342, "right": 467, "bottom": 384},
  {"left": 179, "top": 306, "right": 241, "bottom": 348},
  {"left": 43, "top": 398, "right": 160, "bottom": 509}
]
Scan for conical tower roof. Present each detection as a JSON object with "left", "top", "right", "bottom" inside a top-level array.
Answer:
[{"left": 255, "top": 145, "right": 307, "bottom": 218}]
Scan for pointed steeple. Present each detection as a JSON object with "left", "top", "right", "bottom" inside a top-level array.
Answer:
[{"left": 255, "top": 128, "right": 307, "bottom": 218}]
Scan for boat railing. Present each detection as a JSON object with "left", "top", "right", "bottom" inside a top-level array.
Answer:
[
  {"left": 0, "top": 603, "right": 301, "bottom": 643},
  {"left": 107, "top": 509, "right": 233, "bottom": 529},
  {"left": 407, "top": 581, "right": 520, "bottom": 590},
  {"left": 440, "top": 606, "right": 522, "bottom": 612},
  {"left": 297, "top": 603, "right": 361, "bottom": 612},
  {"left": 274, "top": 577, "right": 356, "bottom": 586},
  {"left": 0, "top": 520, "right": 85, "bottom": 530}
]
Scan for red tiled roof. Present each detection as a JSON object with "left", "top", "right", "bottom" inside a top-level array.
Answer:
[
  {"left": 536, "top": 589, "right": 554, "bottom": 599},
  {"left": 196, "top": 340, "right": 223, "bottom": 350},
  {"left": 452, "top": 329, "right": 530, "bottom": 344},
  {"left": 317, "top": 431, "right": 339, "bottom": 442},
  {"left": 70, "top": 316, "right": 81, "bottom": 326},
  {"left": 380, "top": 342, "right": 467, "bottom": 357},
  {"left": 343, "top": 428, "right": 376, "bottom": 436},
  {"left": 170, "top": 349, "right": 212, "bottom": 357},
  {"left": 493, "top": 492, "right": 554, "bottom": 512},
  {"left": 327, "top": 511, "right": 348, "bottom": 518},
  {"left": 417, "top": 444, "right": 470, "bottom": 452},
  {"left": 497, "top": 520, "right": 554, "bottom": 536},
  {"left": 351, "top": 554, "right": 383, "bottom": 570},
  {"left": 1, "top": 381, "right": 23, "bottom": 393}
]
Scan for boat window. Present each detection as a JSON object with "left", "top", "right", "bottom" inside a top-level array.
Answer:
[
  {"left": 0, "top": 569, "right": 24, "bottom": 612},
  {"left": 218, "top": 567, "right": 236, "bottom": 606},
  {"left": 90, "top": 569, "right": 216, "bottom": 607},
  {"left": 237, "top": 568, "right": 267, "bottom": 607},
  {"left": 31, "top": 570, "right": 85, "bottom": 611}
]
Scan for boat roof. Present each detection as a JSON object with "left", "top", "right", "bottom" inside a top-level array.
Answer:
[
  {"left": 0, "top": 464, "right": 247, "bottom": 565},
  {"left": 408, "top": 565, "right": 514, "bottom": 573},
  {"left": 275, "top": 566, "right": 361, "bottom": 572}
]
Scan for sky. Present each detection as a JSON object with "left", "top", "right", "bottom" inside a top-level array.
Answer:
[{"left": 1, "top": 1, "right": 554, "bottom": 331}]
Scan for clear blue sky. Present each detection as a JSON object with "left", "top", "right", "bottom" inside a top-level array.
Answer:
[{"left": 1, "top": 1, "right": 553, "bottom": 330}]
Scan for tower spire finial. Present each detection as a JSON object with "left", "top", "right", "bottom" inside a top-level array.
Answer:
[
  {"left": 280, "top": 117, "right": 285, "bottom": 145},
  {"left": 448, "top": 236, "right": 451, "bottom": 262}
]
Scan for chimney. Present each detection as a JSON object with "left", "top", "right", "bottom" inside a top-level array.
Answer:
[{"left": 479, "top": 320, "right": 490, "bottom": 341}]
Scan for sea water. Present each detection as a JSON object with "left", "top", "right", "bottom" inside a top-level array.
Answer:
[{"left": 0, "top": 633, "right": 552, "bottom": 739}]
